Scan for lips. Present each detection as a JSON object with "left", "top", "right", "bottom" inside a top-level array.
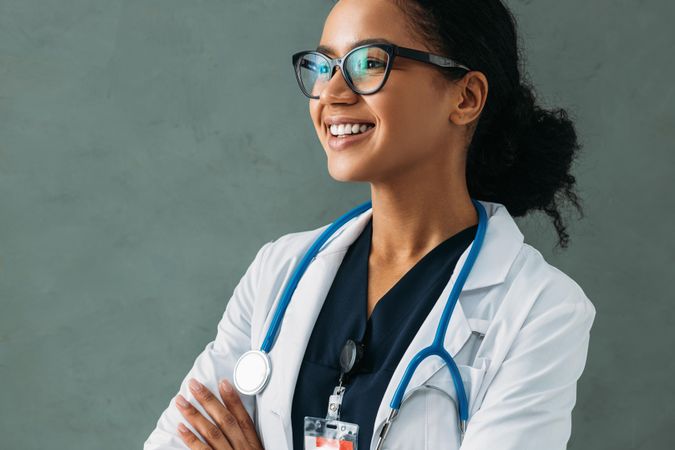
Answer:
[{"left": 327, "top": 123, "right": 376, "bottom": 150}]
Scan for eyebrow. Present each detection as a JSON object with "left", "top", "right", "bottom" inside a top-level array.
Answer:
[{"left": 315, "top": 37, "right": 395, "bottom": 56}]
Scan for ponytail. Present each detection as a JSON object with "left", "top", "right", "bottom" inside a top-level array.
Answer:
[{"left": 391, "top": 0, "right": 585, "bottom": 249}]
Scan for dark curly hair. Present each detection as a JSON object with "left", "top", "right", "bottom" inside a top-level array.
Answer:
[{"left": 332, "top": 0, "right": 585, "bottom": 249}]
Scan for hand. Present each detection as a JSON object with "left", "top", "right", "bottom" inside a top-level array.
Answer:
[{"left": 175, "top": 377, "right": 263, "bottom": 450}]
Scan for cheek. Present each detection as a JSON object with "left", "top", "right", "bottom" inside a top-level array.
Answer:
[
  {"left": 375, "top": 97, "right": 437, "bottom": 154},
  {"left": 378, "top": 75, "right": 434, "bottom": 126}
]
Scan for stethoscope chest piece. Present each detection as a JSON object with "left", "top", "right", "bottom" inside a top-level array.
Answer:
[{"left": 233, "top": 350, "right": 271, "bottom": 395}]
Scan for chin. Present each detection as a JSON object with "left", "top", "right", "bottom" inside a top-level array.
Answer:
[{"left": 326, "top": 160, "right": 371, "bottom": 183}]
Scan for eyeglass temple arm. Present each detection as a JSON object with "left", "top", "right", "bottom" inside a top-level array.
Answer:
[{"left": 395, "top": 46, "right": 471, "bottom": 71}]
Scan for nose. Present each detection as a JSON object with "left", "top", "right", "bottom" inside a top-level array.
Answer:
[{"left": 319, "top": 64, "right": 357, "bottom": 103}]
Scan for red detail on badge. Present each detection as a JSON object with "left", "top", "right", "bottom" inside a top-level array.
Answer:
[{"left": 315, "top": 437, "right": 355, "bottom": 450}]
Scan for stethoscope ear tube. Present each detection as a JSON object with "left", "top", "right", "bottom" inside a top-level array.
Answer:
[
  {"left": 383, "top": 199, "right": 487, "bottom": 436},
  {"left": 260, "top": 200, "right": 373, "bottom": 353},
  {"left": 235, "top": 201, "right": 373, "bottom": 398},
  {"left": 374, "top": 409, "right": 398, "bottom": 450}
]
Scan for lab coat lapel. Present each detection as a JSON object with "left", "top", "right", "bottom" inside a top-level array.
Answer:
[
  {"left": 261, "top": 200, "right": 524, "bottom": 450},
  {"left": 264, "top": 208, "right": 374, "bottom": 449},
  {"left": 367, "top": 259, "right": 473, "bottom": 449},
  {"left": 369, "top": 200, "right": 525, "bottom": 449}
]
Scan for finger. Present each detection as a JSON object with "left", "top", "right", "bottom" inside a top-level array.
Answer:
[
  {"left": 188, "top": 378, "right": 249, "bottom": 449},
  {"left": 176, "top": 393, "right": 233, "bottom": 450},
  {"left": 219, "top": 379, "right": 263, "bottom": 450},
  {"left": 178, "top": 422, "right": 213, "bottom": 450}
]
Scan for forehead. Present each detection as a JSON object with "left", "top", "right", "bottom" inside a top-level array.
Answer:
[{"left": 318, "top": 0, "right": 421, "bottom": 56}]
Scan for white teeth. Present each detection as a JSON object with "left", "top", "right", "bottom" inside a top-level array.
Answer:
[{"left": 329, "top": 123, "right": 374, "bottom": 136}]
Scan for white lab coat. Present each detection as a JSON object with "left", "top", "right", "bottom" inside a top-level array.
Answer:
[{"left": 144, "top": 200, "right": 596, "bottom": 450}]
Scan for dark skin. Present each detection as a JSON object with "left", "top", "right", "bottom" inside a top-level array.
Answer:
[
  {"left": 310, "top": 0, "right": 488, "bottom": 318},
  {"left": 174, "top": 378, "right": 263, "bottom": 449},
  {"left": 175, "top": 0, "right": 489, "bottom": 446}
]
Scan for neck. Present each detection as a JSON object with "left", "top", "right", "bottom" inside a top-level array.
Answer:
[{"left": 368, "top": 171, "right": 477, "bottom": 264}]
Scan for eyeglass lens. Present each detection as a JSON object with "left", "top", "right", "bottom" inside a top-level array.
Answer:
[{"left": 296, "top": 46, "right": 389, "bottom": 98}]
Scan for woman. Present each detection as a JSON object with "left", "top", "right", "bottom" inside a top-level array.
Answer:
[{"left": 145, "top": 0, "right": 596, "bottom": 449}]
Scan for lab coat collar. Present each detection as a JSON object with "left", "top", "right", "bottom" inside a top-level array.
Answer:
[
  {"left": 263, "top": 199, "right": 524, "bottom": 449},
  {"left": 314, "top": 199, "right": 524, "bottom": 292}
]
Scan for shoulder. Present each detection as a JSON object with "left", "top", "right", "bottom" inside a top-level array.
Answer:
[
  {"left": 257, "top": 222, "right": 331, "bottom": 268},
  {"left": 244, "top": 222, "right": 332, "bottom": 345},
  {"left": 473, "top": 240, "right": 596, "bottom": 386},
  {"left": 506, "top": 241, "right": 596, "bottom": 331},
  {"left": 247, "top": 221, "right": 333, "bottom": 302}
]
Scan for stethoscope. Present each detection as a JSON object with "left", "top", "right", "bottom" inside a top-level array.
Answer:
[{"left": 233, "top": 198, "right": 488, "bottom": 448}]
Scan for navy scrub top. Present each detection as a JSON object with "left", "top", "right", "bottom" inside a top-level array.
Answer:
[{"left": 291, "top": 216, "right": 478, "bottom": 449}]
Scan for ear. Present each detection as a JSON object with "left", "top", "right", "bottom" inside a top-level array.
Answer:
[{"left": 448, "top": 71, "right": 488, "bottom": 126}]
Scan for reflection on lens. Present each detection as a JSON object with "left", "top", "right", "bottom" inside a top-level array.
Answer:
[
  {"left": 295, "top": 45, "right": 389, "bottom": 97},
  {"left": 345, "top": 46, "right": 388, "bottom": 94},
  {"left": 297, "top": 52, "right": 331, "bottom": 98}
]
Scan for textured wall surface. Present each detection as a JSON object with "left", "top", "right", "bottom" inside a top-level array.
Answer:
[{"left": 0, "top": 0, "right": 672, "bottom": 448}]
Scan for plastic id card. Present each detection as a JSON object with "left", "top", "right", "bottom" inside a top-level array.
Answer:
[{"left": 304, "top": 416, "right": 359, "bottom": 450}]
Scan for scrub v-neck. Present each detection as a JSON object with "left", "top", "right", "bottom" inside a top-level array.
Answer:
[{"left": 290, "top": 216, "right": 478, "bottom": 450}]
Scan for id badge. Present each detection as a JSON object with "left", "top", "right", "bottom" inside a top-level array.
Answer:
[{"left": 303, "top": 416, "right": 359, "bottom": 450}]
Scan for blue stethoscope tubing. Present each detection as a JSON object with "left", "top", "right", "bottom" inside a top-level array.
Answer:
[
  {"left": 236, "top": 197, "right": 487, "bottom": 441},
  {"left": 380, "top": 197, "right": 487, "bottom": 445},
  {"left": 260, "top": 198, "right": 374, "bottom": 353}
]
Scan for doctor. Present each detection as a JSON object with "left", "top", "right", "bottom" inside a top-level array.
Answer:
[{"left": 144, "top": 0, "right": 596, "bottom": 449}]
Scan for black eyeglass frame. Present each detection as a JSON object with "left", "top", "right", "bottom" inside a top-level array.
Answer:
[{"left": 291, "top": 42, "right": 472, "bottom": 99}]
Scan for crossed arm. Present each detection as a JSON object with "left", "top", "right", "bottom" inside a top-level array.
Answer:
[{"left": 144, "top": 242, "right": 273, "bottom": 449}]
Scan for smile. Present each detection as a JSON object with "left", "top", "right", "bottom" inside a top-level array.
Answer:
[{"left": 327, "top": 124, "right": 376, "bottom": 150}]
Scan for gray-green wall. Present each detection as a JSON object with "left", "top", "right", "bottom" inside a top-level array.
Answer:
[{"left": 1, "top": 1, "right": 672, "bottom": 448}]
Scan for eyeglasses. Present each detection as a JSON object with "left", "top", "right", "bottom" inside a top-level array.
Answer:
[{"left": 291, "top": 42, "right": 471, "bottom": 99}]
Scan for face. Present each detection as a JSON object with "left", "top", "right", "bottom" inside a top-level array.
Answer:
[{"left": 309, "top": 0, "right": 486, "bottom": 185}]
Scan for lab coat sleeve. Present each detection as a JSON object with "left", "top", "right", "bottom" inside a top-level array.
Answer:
[
  {"left": 143, "top": 240, "right": 274, "bottom": 449},
  {"left": 459, "top": 287, "right": 596, "bottom": 450}
]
